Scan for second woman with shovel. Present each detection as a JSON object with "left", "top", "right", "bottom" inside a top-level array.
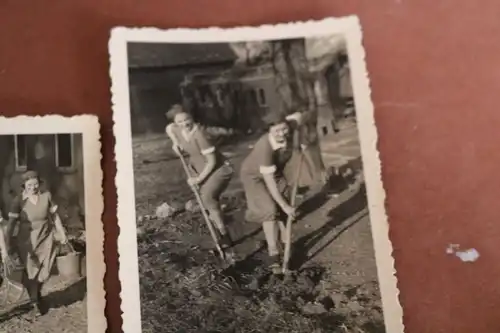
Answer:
[
  {"left": 166, "top": 105, "right": 236, "bottom": 261},
  {"left": 240, "top": 111, "right": 316, "bottom": 274}
]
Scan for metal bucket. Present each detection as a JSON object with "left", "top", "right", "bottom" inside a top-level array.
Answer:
[{"left": 56, "top": 244, "right": 81, "bottom": 279}]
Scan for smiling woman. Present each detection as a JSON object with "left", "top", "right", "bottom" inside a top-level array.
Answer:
[
  {"left": 166, "top": 105, "right": 236, "bottom": 260},
  {"left": 5, "top": 170, "right": 69, "bottom": 316}
]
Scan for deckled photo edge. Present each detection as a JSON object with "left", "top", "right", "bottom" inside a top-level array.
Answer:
[
  {"left": 109, "top": 16, "right": 404, "bottom": 333},
  {"left": 80, "top": 116, "right": 107, "bottom": 333},
  {"left": 109, "top": 27, "right": 144, "bottom": 333},
  {"left": 343, "top": 22, "right": 405, "bottom": 333},
  {"left": 110, "top": 15, "right": 360, "bottom": 43}
]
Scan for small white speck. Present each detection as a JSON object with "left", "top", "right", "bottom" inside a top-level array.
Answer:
[
  {"left": 446, "top": 243, "right": 460, "bottom": 254},
  {"left": 455, "top": 248, "right": 480, "bottom": 262}
]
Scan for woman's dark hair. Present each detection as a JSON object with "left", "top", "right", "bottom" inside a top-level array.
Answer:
[
  {"left": 20, "top": 170, "right": 42, "bottom": 189},
  {"left": 165, "top": 104, "right": 186, "bottom": 122},
  {"left": 262, "top": 112, "right": 288, "bottom": 132}
]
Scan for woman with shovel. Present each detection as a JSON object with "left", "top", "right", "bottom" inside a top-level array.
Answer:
[
  {"left": 5, "top": 170, "right": 69, "bottom": 316},
  {"left": 240, "top": 111, "right": 315, "bottom": 274},
  {"left": 165, "top": 105, "right": 236, "bottom": 258}
]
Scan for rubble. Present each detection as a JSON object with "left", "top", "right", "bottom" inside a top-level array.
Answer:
[
  {"left": 156, "top": 202, "right": 181, "bottom": 219},
  {"left": 185, "top": 199, "right": 201, "bottom": 213}
]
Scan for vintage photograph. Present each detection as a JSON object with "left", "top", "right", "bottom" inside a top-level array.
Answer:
[
  {"left": 0, "top": 116, "right": 106, "bottom": 333},
  {"left": 110, "top": 17, "right": 403, "bottom": 333}
]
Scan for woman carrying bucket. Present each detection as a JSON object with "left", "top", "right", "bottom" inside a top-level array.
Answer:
[
  {"left": 165, "top": 105, "right": 236, "bottom": 258},
  {"left": 240, "top": 111, "right": 316, "bottom": 273},
  {"left": 5, "top": 170, "right": 69, "bottom": 316}
]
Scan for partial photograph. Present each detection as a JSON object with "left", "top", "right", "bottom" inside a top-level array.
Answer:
[
  {"left": 111, "top": 18, "right": 402, "bottom": 333},
  {"left": 0, "top": 116, "right": 105, "bottom": 333}
]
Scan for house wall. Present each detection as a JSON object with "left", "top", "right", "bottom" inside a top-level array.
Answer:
[
  {"left": 128, "top": 64, "right": 232, "bottom": 135},
  {"left": 129, "top": 60, "right": 350, "bottom": 138},
  {"left": 129, "top": 68, "right": 186, "bottom": 135},
  {"left": 0, "top": 134, "right": 85, "bottom": 230},
  {"left": 237, "top": 74, "right": 281, "bottom": 131}
]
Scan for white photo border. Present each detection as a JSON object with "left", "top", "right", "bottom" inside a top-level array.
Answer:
[
  {"left": 109, "top": 16, "right": 404, "bottom": 333},
  {"left": 0, "top": 114, "right": 106, "bottom": 332}
]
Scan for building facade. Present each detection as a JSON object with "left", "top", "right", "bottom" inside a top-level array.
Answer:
[
  {"left": 0, "top": 134, "right": 85, "bottom": 230},
  {"left": 179, "top": 64, "right": 282, "bottom": 133},
  {"left": 127, "top": 40, "right": 353, "bottom": 137}
]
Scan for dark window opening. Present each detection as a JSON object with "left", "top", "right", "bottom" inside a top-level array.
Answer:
[
  {"left": 257, "top": 88, "right": 267, "bottom": 106},
  {"left": 56, "top": 134, "right": 73, "bottom": 168},
  {"left": 249, "top": 90, "right": 257, "bottom": 105},
  {"left": 14, "top": 135, "right": 28, "bottom": 169}
]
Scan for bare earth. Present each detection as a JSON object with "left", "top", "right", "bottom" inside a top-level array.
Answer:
[
  {"left": 0, "top": 273, "right": 87, "bottom": 333},
  {"left": 134, "top": 119, "right": 386, "bottom": 333}
]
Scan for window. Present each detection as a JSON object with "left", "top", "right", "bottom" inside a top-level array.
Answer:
[
  {"left": 13, "top": 134, "right": 75, "bottom": 172},
  {"left": 248, "top": 90, "right": 257, "bottom": 105},
  {"left": 55, "top": 134, "right": 74, "bottom": 169},
  {"left": 322, "top": 126, "right": 328, "bottom": 136},
  {"left": 14, "top": 135, "right": 28, "bottom": 171},
  {"left": 257, "top": 88, "right": 267, "bottom": 106},
  {"left": 215, "top": 86, "right": 224, "bottom": 107}
]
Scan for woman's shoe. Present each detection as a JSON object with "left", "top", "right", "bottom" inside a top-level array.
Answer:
[
  {"left": 35, "top": 297, "right": 49, "bottom": 316},
  {"left": 268, "top": 254, "right": 281, "bottom": 275},
  {"left": 219, "top": 233, "right": 233, "bottom": 249}
]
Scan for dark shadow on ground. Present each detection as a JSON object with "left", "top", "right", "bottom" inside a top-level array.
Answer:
[
  {"left": 297, "top": 156, "right": 363, "bottom": 218},
  {"left": 289, "top": 182, "right": 368, "bottom": 270},
  {"left": 223, "top": 156, "right": 366, "bottom": 277},
  {"left": 44, "top": 278, "right": 86, "bottom": 310},
  {"left": 0, "top": 302, "right": 33, "bottom": 323}
]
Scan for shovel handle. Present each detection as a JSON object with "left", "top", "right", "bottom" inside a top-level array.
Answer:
[
  {"left": 282, "top": 152, "right": 305, "bottom": 274},
  {"left": 61, "top": 241, "right": 75, "bottom": 253},
  {"left": 178, "top": 153, "right": 225, "bottom": 260}
]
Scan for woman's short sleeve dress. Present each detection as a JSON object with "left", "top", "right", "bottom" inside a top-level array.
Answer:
[
  {"left": 167, "top": 124, "right": 233, "bottom": 210},
  {"left": 9, "top": 191, "right": 58, "bottom": 282}
]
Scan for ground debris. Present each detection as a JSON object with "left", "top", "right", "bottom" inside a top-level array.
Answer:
[
  {"left": 133, "top": 125, "right": 384, "bottom": 333},
  {"left": 185, "top": 199, "right": 201, "bottom": 213},
  {"left": 301, "top": 302, "right": 328, "bottom": 315},
  {"left": 156, "top": 201, "right": 183, "bottom": 219}
]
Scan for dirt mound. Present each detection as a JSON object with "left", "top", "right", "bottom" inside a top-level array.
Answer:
[{"left": 139, "top": 237, "right": 384, "bottom": 333}]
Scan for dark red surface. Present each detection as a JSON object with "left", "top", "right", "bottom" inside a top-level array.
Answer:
[{"left": 2, "top": 1, "right": 500, "bottom": 332}]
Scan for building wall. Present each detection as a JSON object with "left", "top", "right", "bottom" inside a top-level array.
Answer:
[
  {"left": 0, "top": 134, "right": 85, "bottom": 230},
  {"left": 129, "top": 68, "right": 186, "bottom": 134},
  {"left": 233, "top": 74, "right": 281, "bottom": 131},
  {"left": 129, "top": 60, "right": 350, "bottom": 138},
  {"left": 128, "top": 64, "right": 232, "bottom": 135}
]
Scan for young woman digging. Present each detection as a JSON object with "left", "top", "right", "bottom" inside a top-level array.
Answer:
[
  {"left": 240, "top": 111, "right": 316, "bottom": 274},
  {"left": 165, "top": 105, "right": 236, "bottom": 260}
]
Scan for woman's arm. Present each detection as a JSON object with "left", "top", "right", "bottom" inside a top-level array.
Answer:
[
  {"left": 262, "top": 173, "right": 292, "bottom": 212},
  {"left": 52, "top": 213, "right": 65, "bottom": 235},
  {"left": 194, "top": 152, "right": 217, "bottom": 184},
  {"left": 166, "top": 124, "right": 183, "bottom": 156},
  {"left": 47, "top": 193, "right": 68, "bottom": 243},
  {"left": 0, "top": 218, "right": 8, "bottom": 258},
  {"left": 165, "top": 123, "right": 177, "bottom": 144},
  {"left": 192, "top": 129, "right": 218, "bottom": 184},
  {"left": 300, "top": 145, "right": 317, "bottom": 175}
]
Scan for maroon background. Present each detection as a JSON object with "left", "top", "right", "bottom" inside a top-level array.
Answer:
[{"left": 2, "top": 1, "right": 500, "bottom": 332}]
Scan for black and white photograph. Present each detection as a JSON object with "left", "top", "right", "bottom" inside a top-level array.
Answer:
[
  {"left": 0, "top": 116, "right": 106, "bottom": 333},
  {"left": 110, "top": 17, "right": 403, "bottom": 333}
]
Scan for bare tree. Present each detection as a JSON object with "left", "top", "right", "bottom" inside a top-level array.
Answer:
[{"left": 230, "top": 39, "right": 328, "bottom": 184}]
